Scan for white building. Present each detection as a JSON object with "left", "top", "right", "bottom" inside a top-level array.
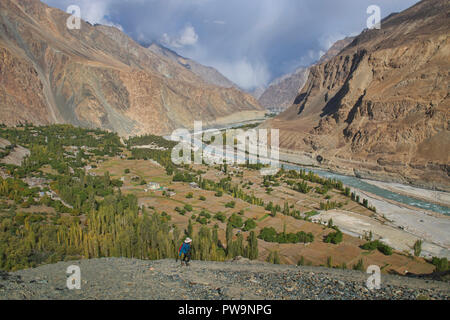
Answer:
[
  {"left": 189, "top": 182, "right": 199, "bottom": 189},
  {"left": 147, "top": 182, "right": 160, "bottom": 190}
]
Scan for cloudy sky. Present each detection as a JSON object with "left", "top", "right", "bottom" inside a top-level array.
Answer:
[{"left": 44, "top": 0, "right": 419, "bottom": 90}]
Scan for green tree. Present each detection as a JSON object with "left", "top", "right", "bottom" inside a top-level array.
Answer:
[
  {"left": 353, "top": 259, "right": 364, "bottom": 271},
  {"left": 226, "top": 222, "right": 233, "bottom": 256},
  {"left": 243, "top": 218, "right": 256, "bottom": 231},
  {"left": 326, "top": 256, "right": 333, "bottom": 268},
  {"left": 186, "top": 219, "right": 193, "bottom": 238},
  {"left": 414, "top": 240, "right": 422, "bottom": 257},
  {"left": 431, "top": 257, "right": 448, "bottom": 272},
  {"left": 246, "top": 231, "right": 258, "bottom": 260}
]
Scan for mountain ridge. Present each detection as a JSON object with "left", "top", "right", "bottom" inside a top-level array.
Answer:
[
  {"left": 263, "top": 0, "right": 450, "bottom": 190},
  {"left": 147, "top": 42, "right": 238, "bottom": 89},
  {"left": 258, "top": 37, "right": 355, "bottom": 112},
  {"left": 0, "top": 0, "right": 264, "bottom": 137}
]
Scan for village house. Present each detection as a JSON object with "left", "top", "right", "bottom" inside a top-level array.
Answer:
[
  {"left": 189, "top": 182, "right": 199, "bottom": 189},
  {"left": 147, "top": 182, "right": 160, "bottom": 190}
]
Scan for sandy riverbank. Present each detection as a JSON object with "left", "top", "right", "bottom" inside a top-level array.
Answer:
[
  {"left": 329, "top": 188, "right": 450, "bottom": 259},
  {"left": 362, "top": 179, "right": 450, "bottom": 208}
]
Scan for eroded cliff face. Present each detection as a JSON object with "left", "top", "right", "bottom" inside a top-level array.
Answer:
[
  {"left": 0, "top": 0, "right": 264, "bottom": 137},
  {"left": 258, "top": 37, "right": 354, "bottom": 112},
  {"left": 264, "top": 0, "right": 449, "bottom": 190}
]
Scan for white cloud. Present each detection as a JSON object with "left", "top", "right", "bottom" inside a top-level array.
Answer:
[
  {"left": 212, "top": 58, "right": 271, "bottom": 90},
  {"left": 72, "top": 0, "right": 124, "bottom": 30},
  {"left": 295, "top": 49, "right": 326, "bottom": 66},
  {"left": 318, "top": 33, "right": 346, "bottom": 51},
  {"left": 161, "top": 24, "right": 199, "bottom": 48}
]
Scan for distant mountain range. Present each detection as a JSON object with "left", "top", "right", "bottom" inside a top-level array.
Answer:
[
  {"left": 263, "top": 0, "right": 450, "bottom": 190},
  {"left": 0, "top": 0, "right": 264, "bottom": 137}
]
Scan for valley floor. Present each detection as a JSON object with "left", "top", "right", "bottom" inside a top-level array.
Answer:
[{"left": 241, "top": 145, "right": 450, "bottom": 260}]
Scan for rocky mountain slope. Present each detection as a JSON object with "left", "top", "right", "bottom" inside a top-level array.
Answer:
[
  {"left": 148, "top": 43, "right": 237, "bottom": 89},
  {"left": 258, "top": 67, "right": 309, "bottom": 112},
  {"left": 248, "top": 86, "right": 266, "bottom": 100},
  {"left": 317, "top": 36, "right": 356, "bottom": 65},
  {"left": 263, "top": 0, "right": 450, "bottom": 191},
  {"left": 258, "top": 37, "right": 354, "bottom": 112},
  {"left": 0, "top": 0, "right": 264, "bottom": 137},
  {"left": 1, "top": 258, "right": 448, "bottom": 300}
]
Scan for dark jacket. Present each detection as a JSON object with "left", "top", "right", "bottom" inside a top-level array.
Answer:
[{"left": 179, "top": 243, "right": 191, "bottom": 256}]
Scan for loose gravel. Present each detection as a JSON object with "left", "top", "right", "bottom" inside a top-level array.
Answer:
[{"left": 0, "top": 258, "right": 448, "bottom": 300}]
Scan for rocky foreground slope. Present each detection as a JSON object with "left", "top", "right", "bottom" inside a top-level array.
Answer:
[
  {"left": 0, "top": 258, "right": 448, "bottom": 300},
  {"left": 263, "top": 0, "right": 450, "bottom": 190},
  {"left": 0, "top": 0, "right": 264, "bottom": 137}
]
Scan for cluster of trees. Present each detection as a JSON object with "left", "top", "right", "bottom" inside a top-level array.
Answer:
[
  {"left": 258, "top": 227, "right": 314, "bottom": 244},
  {"left": 172, "top": 171, "right": 196, "bottom": 183},
  {"left": 131, "top": 148, "right": 175, "bottom": 173},
  {"left": 196, "top": 210, "right": 211, "bottom": 225},
  {"left": 320, "top": 201, "right": 344, "bottom": 211},
  {"left": 0, "top": 144, "right": 14, "bottom": 158},
  {"left": 228, "top": 213, "right": 243, "bottom": 229},
  {"left": 292, "top": 180, "right": 311, "bottom": 194},
  {"left": 214, "top": 212, "right": 226, "bottom": 222},
  {"left": 0, "top": 176, "right": 71, "bottom": 214},
  {"left": 350, "top": 192, "right": 376, "bottom": 212},
  {"left": 126, "top": 134, "right": 177, "bottom": 150},
  {"left": 243, "top": 218, "right": 257, "bottom": 231},
  {"left": 225, "top": 222, "right": 259, "bottom": 260},
  {"left": 0, "top": 177, "right": 38, "bottom": 203},
  {"left": 1, "top": 125, "right": 122, "bottom": 157},
  {"left": 360, "top": 240, "right": 393, "bottom": 255},
  {"left": 175, "top": 207, "right": 187, "bottom": 215},
  {"left": 55, "top": 171, "right": 123, "bottom": 215},
  {"left": 125, "top": 134, "right": 187, "bottom": 176},
  {"left": 280, "top": 168, "right": 378, "bottom": 213},
  {"left": 225, "top": 201, "right": 236, "bottom": 208},
  {"left": 195, "top": 175, "right": 265, "bottom": 208},
  {"left": 260, "top": 201, "right": 300, "bottom": 220},
  {"left": 0, "top": 188, "right": 261, "bottom": 271},
  {"left": 324, "top": 222, "right": 343, "bottom": 245},
  {"left": 352, "top": 259, "right": 365, "bottom": 271},
  {"left": 284, "top": 169, "right": 344, "bottom": 191},
  {"left": 430, "top": 257, "right": 449, "bottom": 272},
  {"left": 266, "top": 250, "right": 280, "bottom": 264},
  {"left": 0, "top": 125, "right": 122, "bottom": 180}
]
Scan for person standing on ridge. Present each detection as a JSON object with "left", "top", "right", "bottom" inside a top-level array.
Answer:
[{"left": 178, "top": 238, "right": 192, "bottom": 266}]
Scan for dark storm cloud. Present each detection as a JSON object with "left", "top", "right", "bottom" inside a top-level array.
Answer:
[{"left": 43, "top": 0, "right": 419, "bottom": 89}]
